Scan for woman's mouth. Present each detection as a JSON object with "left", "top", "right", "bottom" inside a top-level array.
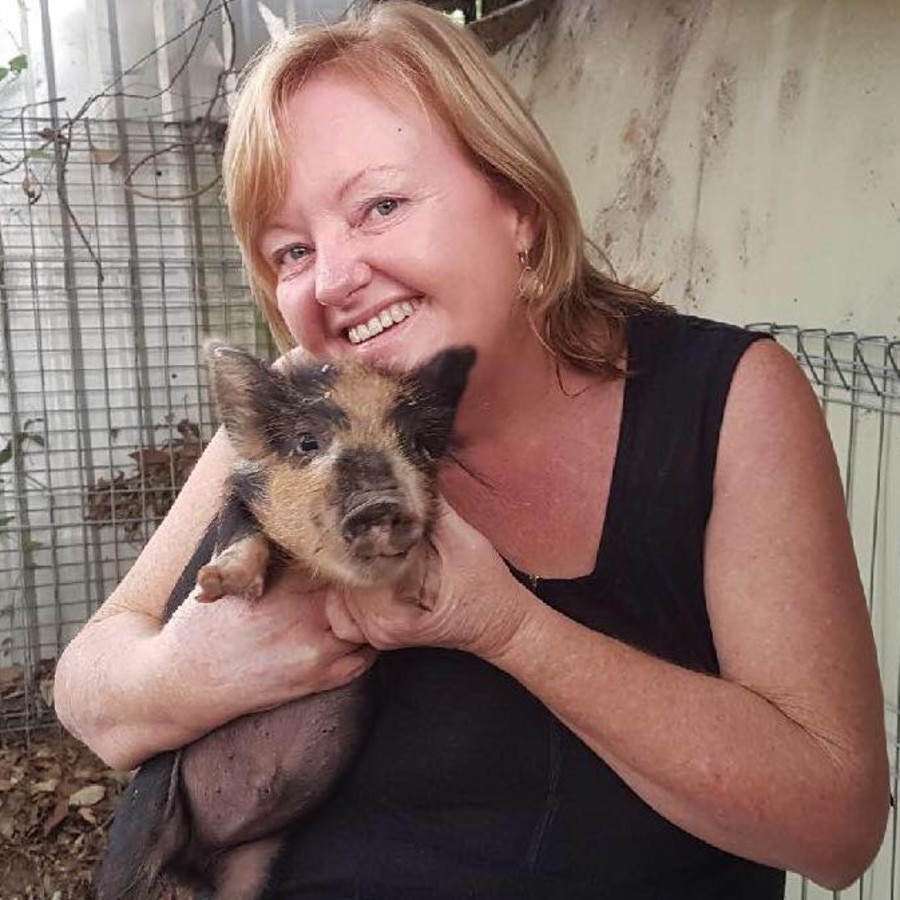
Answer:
[{"left": 346, "top": 299, "right": 419, "bottom": 345}]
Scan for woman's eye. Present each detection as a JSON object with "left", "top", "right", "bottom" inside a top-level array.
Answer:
[
  {"left": 277, "top": 244, "right": 311, "bottom": 267},
  {"left": 372, "top": 198, "right": 400, "bottom": 218},
  {"left": 298, "top": 433, "right": 319, "bottom": 452}
]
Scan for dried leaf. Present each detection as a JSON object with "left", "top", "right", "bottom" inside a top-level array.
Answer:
[
  {"left": 0, "top": 666, "right": 20, "bottom": 687},
  {"left": 77, "top": 807, "right": 97, "bottom": 825},
  {"left": 21, "top": 170, "right": 42, "bottom": 204},
  {"left": 0, "top": 725, "right": 159, "bottom": 897},
  {"left": 30, "top": 778, "right": 58, "bottom": 794},
  {"left": 43, "top": 797, "right": 69, "bottom": 836},
  {"left": 39, "top": 676, "right": 55, "bottom": 709},
  {"left": 104, "top": 769, "right": 133, "bottom": 787},
  {"left": 130, "top": 447, "right": 173, "bottom": 466},
  {"left": 89, "top": 145, "right": 121, "bottom": 167},
  {"left": 67, "top": 784, "right": 105, "bottom": 807}
]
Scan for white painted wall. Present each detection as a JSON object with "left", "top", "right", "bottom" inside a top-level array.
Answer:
[{"left": 0, "top": 0, "right": 350, "bottom": 121}]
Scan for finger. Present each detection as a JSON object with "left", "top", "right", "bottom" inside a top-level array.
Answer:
[
  {"left": 325, "top": 590, "right": 367, "bottom": 644},
  {"left": 321, "top": 630, "right": 370, "bottom": 658},
  {"left": 271, "top": 345, "right": 312, "bottom": 373},
  {"left": 431, "top": 495, "right": 471, "bottom": 548},
  {"left": 328, "top": 646, "right": 379, "bottom": 685}
]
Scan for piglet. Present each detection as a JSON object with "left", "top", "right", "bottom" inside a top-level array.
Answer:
[{"left": 95, "top": 342, "right": 476, "bottom": 900}]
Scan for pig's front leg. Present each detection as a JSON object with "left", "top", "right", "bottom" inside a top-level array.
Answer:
[{"left": 196, "top": 531, "right": 272, "bottom": 602}]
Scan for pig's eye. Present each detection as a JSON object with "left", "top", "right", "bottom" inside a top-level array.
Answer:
[
  {"left": 412, "top": 434, "right": 436, "bottom": 461},
  {"left": 298, "top": 433, "right": 319, "bottom": 453}
]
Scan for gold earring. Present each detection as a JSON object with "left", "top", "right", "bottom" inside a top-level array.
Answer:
[{"left": 517, "top": 248, "right": 543, "bottom": 303}]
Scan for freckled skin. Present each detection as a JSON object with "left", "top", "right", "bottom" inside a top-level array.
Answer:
[{"left": 97, "top": 344, "right": 475, "bottom": 900}]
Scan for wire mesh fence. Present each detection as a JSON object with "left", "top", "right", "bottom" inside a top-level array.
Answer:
[
  {"left": 748, "top": 325, "right": 900, "bottom": 900},
  {"left": 0, "top": 114, "right": 273, "bottom": 732},
  {"left": 0, "top": 114, "right": 898, "bottom": 897}
]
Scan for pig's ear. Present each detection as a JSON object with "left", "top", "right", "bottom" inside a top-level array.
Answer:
[
  {"left": 205, "top": 341, "right": 282, "bottom": 459},
  {"left": 399, "top": 346, "right": 476, "bottom": 460},
  {"left": 411, "top": 346, "right": 476, "bottom": 412}
]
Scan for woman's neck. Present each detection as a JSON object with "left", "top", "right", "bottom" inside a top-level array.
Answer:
[
  {"left": 438, "top": 337, "right": 625, "bottom": 578},
  {"left": 455, "top": 338, "right": 613, "bottom": 454}
]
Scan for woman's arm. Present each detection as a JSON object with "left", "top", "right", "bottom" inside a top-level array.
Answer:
[
  {"left": 325, "top": 340, "right": 889, "bottom": 888},
  {"left": 54, "top": 428, "right": 375, "bottom": 771}
]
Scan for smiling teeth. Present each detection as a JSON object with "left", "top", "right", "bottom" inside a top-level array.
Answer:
[{"left": 347, "top": 300, "right": 417, "bottom": 345}]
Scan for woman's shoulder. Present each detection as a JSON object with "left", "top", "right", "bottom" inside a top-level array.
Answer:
[
  {"left": 623, "top": 307, "right": 775, "bottom": 408},
  {"left": 625, "top": 307, "right": 767, "bottom": 348}
]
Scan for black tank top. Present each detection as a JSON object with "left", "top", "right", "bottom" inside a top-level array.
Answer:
[{"left": 263, "top": 311, "right": 785, "bottom": 899}]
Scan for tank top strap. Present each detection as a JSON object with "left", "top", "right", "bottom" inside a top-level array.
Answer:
[{"left": 591, "top": 311, "right": 772, "bottom": 673}]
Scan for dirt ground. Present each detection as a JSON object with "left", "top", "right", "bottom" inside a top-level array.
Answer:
[
  {"left": 0, "top": 724, "right": 127, "bottom": 899},
  {"left": 0, "top": 725, "right": 189, "bottom": 900}
]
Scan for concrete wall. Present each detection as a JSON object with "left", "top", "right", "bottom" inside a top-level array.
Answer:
[{"left": 494, "top": 0, "right": 900, "bottom": 337}]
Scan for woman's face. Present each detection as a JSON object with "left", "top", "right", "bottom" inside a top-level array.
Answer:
[{"left": 258, "top": 71, "right": 535, "bottom": 373}]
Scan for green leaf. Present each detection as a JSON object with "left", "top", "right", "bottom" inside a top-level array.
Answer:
[
  {"left": 9, "top": 55, "right": 27, "bottom": 74},
  {"left": 0, "top": 67, "right": 8, "bottom": 81},
  {"left": 0, "top": 443, "right": 12, "bottom": 466}
]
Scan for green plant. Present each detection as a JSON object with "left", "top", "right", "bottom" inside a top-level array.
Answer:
[
  {"left": 0, "top": 54, "right": 27, "bottom": 84},
  {"left": 0, "top": 418, "right": 44, "bottom": 537}
]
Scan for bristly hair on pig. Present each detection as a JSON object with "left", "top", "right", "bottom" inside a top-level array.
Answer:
[{"left": 197, "top": 341, "right": 478, "bottom": 595}]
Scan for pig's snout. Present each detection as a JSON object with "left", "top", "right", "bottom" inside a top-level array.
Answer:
[
  {"left": 341, "top": 494, "right": 422, "bottom": 559},
  {"left": 333, "top": 448, "right": 425, "bottom": 561}
]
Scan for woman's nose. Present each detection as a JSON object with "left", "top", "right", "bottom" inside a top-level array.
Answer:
[{"left": 314, "top": 238, "right": 371, "bottom": 306}]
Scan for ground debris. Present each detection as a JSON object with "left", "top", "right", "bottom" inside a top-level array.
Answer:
[
  {"left": 0, "top": 726, "right": 190, "bottom": 899},
  {"left": 83, "top": 418, "right": 204, "bottom": 542},
  {"left": 0, "top": 661, "right": 56, "bottom": 733}
]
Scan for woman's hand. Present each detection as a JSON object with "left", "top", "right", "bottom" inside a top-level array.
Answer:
[
  {"left": 159, "top": 567, "right": 379, "bottom": 727},
  {"left": 324, "top": 499, "right": 537, "bottom": 660}
]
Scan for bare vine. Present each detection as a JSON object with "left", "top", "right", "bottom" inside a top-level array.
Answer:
[
  {"left": 0, "top": 0, "right": 238, "bottom": 276},
  {"left": 120, "top": 0, "right": 236, "bottom": 202},
  {"left": 0, "top": 0, "right": 501, "bottom": 272}
]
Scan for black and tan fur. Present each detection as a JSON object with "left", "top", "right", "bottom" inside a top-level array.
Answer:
[{"left": 96, "top": 342, "right": 476, "bottom": 900}]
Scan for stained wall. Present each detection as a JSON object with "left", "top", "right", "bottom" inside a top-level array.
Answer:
[{"left": 494, "top": 0, "right": 900, "bottom": 336}]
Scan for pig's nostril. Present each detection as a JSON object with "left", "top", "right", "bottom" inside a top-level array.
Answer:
[{"left": 342, "top": 499, "right": 411, "bottom": 542}]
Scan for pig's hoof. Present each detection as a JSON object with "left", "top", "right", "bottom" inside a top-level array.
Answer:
[
  {"left": 196, "top": 565, "right": 226, "bottom": 602},
  {"left": 197, "top": 564, "right": 265, "bottom": 602},
  {"left": 241, "top": 573, "right": 265, "bottom": 601}
]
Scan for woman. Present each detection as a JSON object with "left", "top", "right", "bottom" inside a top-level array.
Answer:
[{"left": 55, "top": 2, "right": 888, "bottom": 897}]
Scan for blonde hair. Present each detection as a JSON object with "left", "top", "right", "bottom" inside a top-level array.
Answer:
[{"left": 222, "top": 0, "right": 659, "bottom": 375}]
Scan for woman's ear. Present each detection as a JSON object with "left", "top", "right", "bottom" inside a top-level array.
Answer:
[
  {"left": 490, "top": 176, "right": 539, "bottom": 256},
  {"left": 510, "top": 193, "right": 539, "bottom": 259}
]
